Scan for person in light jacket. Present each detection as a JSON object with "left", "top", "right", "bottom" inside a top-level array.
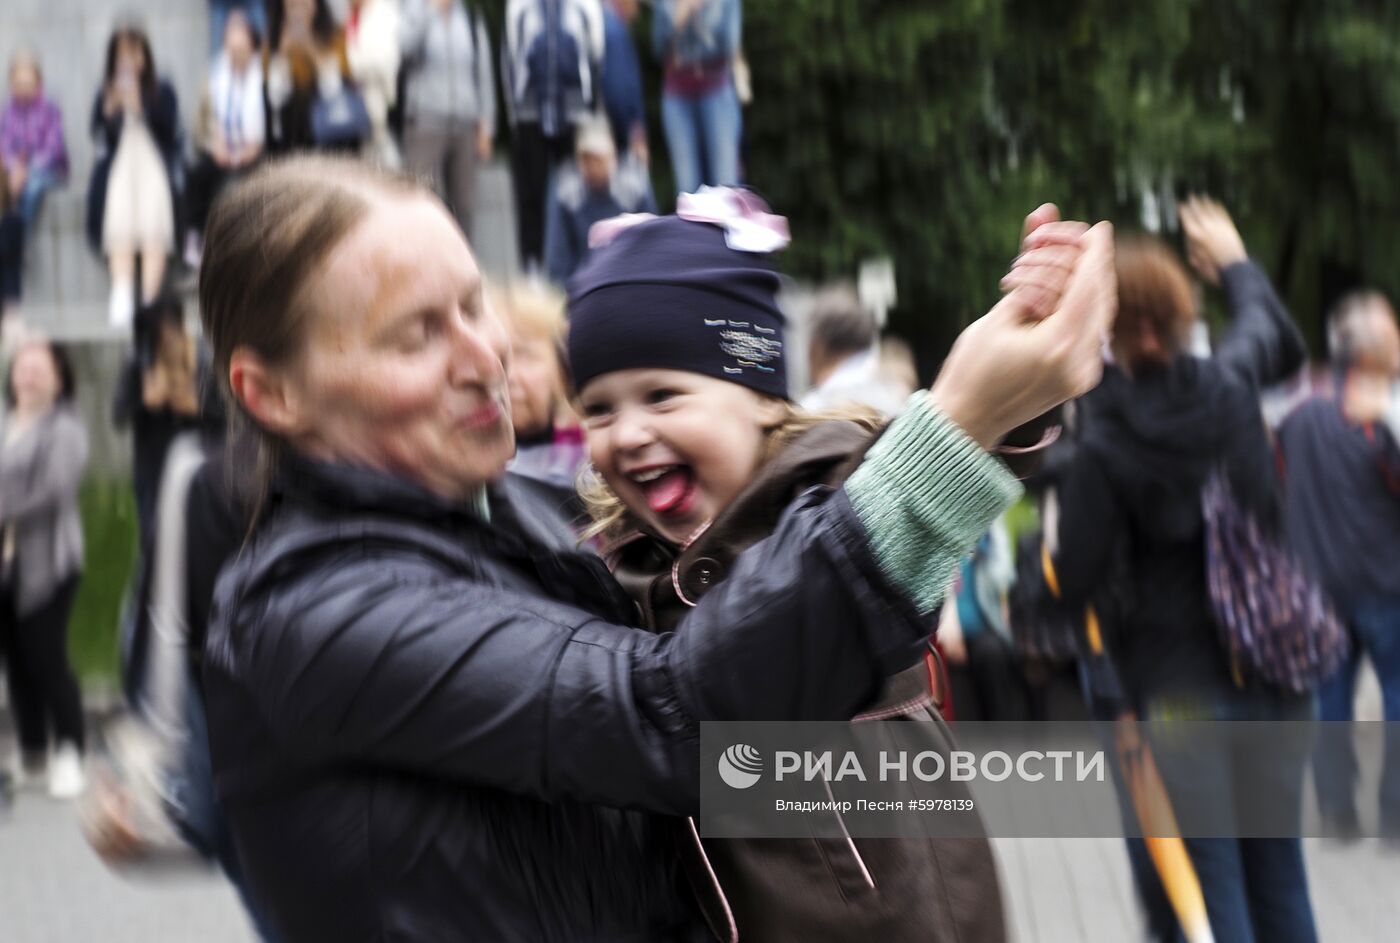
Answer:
[
  {"left": 0, "top": 337, "right": 89, "bottom": 800},
  {"left": 399, "top": 0, "right": 496, "bottom": 237}
]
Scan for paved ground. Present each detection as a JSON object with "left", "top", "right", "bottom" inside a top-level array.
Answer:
[
  {"left": 5, "top": 788, "right": 1398, "bottom": 943},
  {"left": 0, "top": 791, "right": 254, "bottom": 943},
  {"left": 995, "top": 836, "right": 1400, "bottom": 942}
]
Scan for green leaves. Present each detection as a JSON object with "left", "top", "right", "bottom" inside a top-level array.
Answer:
[{"left": 736, "top": 0, "right": 1400, "bottom": 366}]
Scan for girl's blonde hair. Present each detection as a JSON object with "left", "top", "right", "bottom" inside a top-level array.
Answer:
[{"left": 578, "top": 400, "right": 885, "bottom": 545}]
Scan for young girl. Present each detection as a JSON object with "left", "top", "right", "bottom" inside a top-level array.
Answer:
[
  {"left": 86, "top": 20, "right": 181, "bottom": 327},
  {"left": 568, "top": 191, "right": 1090, "bottom": 942}
]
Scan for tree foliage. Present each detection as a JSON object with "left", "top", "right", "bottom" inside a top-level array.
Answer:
[{"left": 737, "top": 0, "right": 1400, "bottom": 369}]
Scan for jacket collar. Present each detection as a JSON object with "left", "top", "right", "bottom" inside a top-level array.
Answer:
[
  {"left": 273, "top": 450, "right": 489, "bottom": 528},
  {"left": 612, "top": 419, "right": 879, "bottom": 619}
]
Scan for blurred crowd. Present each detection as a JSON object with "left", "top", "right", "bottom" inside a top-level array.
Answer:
[
  {"left": 0, "top": 4, "right": 1395, "bottom": 943},
  {"left": 0, "top": 0, "right": 747, "bottom": 325}
]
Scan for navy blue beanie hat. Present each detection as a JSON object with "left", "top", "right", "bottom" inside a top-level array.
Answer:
[{"left": 565, "top": 200, "right": 790, "bottom": 400}]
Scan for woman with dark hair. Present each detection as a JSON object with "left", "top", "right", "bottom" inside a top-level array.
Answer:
[
  {"left": 263, "top": 0, "right": 353, "bottom": 154},
  {"left": 195, "top": 154, "right": 1112, "bottom": 941},
  {"left": 0, "top": 336, "right": 90, "bottom": 800},
  {"left": 1051, "top": 197, "right": 1319, "bottom": 943},
  {"left": 113, "top": 295, "right": 215, "bottom": 547},
  {"left": 85, "top": 18, "right": 182, "bottom": 329}
]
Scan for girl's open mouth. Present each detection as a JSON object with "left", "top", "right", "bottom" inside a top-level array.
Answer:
[{"left": 630, "top": 464, "right": 697, "bottom": 516}]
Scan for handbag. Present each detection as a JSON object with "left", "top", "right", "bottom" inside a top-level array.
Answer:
[
  {"left": 311, "top": 85, "right": 372, "bottom": 148},
  {"left": 1201, "top": 470, "right": 1349, "bottom": 692}
]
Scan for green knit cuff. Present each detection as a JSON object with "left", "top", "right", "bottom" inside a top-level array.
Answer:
[{"left": 846, "top": 393, "right": 1022, "bottom": 613}]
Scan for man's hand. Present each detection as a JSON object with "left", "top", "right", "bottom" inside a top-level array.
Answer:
[
  {"left": 1002, "top": 203, "right": 1089, "bottom": 322},
  {"left": 1180, "top": 195, "right": 1246, "bottom": 286},
  {"left": 476, "top": 124, "right": 493, "bottom": 162},
  {"left": 931, "top": 218, "right": 1116, "bottom": 450}
]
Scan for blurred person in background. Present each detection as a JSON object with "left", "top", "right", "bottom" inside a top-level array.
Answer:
[
  {"left": 210, "top": 0, "right": 269, "bottom": 55},
  {"left": 800, "top": 281, "right": 906, "bottom": 417},
  {"left": 601, "top": 0, "right": 647, "bottom": 161},
  {"left": 263, "top": 0, "right": 353, "bottom": 154},
  {"left": 184, "top": 10, "right": 266, "bottom": 268},
  {"left": 937, "top": 518, "right": 1029, "bottom": 722},
  {"left": 399, "top": 0, "right": 496, "bottom": 238},
  {"left": 1280, "top": 290, "right": 1400, "bottom": 841},
  {"left": 82, "top": 427, "right": 280, "bottom": 943},
  {"left": 544, "top": 116, "right": 654, "bottom": 283},
  {"left": 1, "top": 51, "right": 69, "bottom": 243},
  {"left": 195, "top": 155, "right": 1110, "bottom": 941},
  {"left": 1051, "top": 197, "right": 1318, "bottom": 943},
  {"left": 112, "top": 296, "right": 212, "bottom": 548},
  {"left": 344, "top": 0, "right": 403, "bottom": 167},
  {"left": 503, "top": 0, "right": 605, "bottom": 270},
  {"left": 495, "top": 277, "right": 587, "bottom": 506},
  {"left": 653, "top": 0, "right": 742, "bottom": 195},
  {"left": 86, "top": 19, "right": 182, "bottom": 329},
  {"left": 0, "top": 337, "right": 89, "bottom": 800}
]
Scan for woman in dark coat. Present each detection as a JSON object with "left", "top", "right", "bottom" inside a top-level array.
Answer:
[
  {"left": 85, "top": 19, "right": 183, "bottom": 327},
  {"left": 1052, "top": 197, "right": 1319, "bottom": 943},
  {"left": 196, "top": 157, "right": 1113, "bottom": 942}
]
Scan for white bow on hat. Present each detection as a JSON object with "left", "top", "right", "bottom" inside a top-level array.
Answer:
[{"left": 587, "top": 187, "right": 792, "bottom": 254}]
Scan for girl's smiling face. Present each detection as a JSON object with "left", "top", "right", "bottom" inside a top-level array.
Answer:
[{"left": 579, "top": 368, "right": 787, "bottom": 544}]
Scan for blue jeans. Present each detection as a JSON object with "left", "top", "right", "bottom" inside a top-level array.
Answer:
[
  {"left": 1313, "top": 597, "right": 1400, "bottom": 834},
  {"left": 661, "top": 80, "right": 741, "bottom": 195},
  {"left": 210, "top": 0, "right": 268, "bottom": 53},
  {"left": 17, "top": 166, "right": 62, "bottom": 232},
  {"left": 1143, "top": 686, "right": 1319, "bottom": 943}
]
